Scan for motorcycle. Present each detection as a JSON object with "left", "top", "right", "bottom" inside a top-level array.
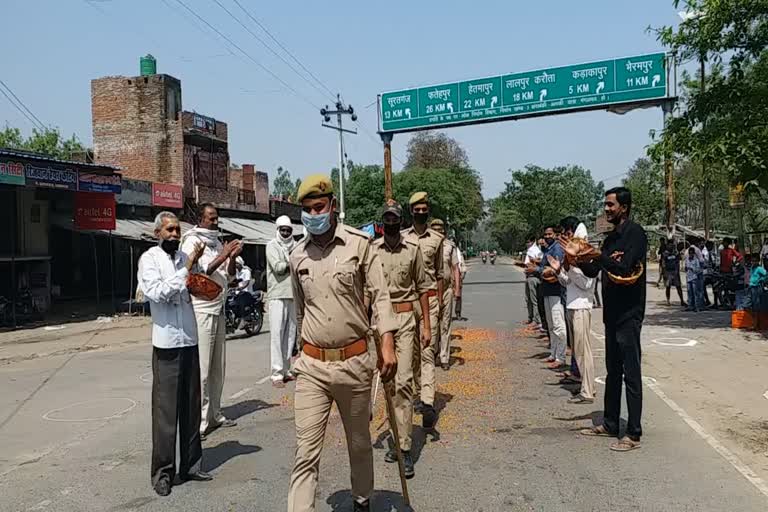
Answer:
[
  {"left": 481, "top": 252, "right": 487, "bottom": 264},
  {"left": 225, "top": 288, "right": 264, "bottom": 336},
  {"left": 490, "top": 252, "right": 497, "bottom": 265}
]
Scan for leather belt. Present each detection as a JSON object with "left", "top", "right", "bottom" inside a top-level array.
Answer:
[
  {"left": 426, "top": 289, "right": 438, "bottom": 298},
  {"left": 302, "top": 338, "right": 367, "bottom": 362},
  {"left": 392, "top": 302, "right": 414, "bottom": 313}
]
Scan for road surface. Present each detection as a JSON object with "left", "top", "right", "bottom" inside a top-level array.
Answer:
[{"left": 2, "top": 258, "right": 768, "bottom": 511}]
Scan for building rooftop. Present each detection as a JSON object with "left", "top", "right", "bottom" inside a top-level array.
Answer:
[{"left": 0, "top": 148, "right": 121, "bottom": 173}]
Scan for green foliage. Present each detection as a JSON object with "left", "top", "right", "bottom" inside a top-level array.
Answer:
[
  {"left": 0, "top": 125, "right": 86, "bottom": 159},
  {"left": 405, "top": 131, "right": 470, "bottom": 170},
  {"left": 622, "top": 158, "right": 665, "bottom": 225},
  {"left": 272, "top": 166, "right": 298, "bottom": 200}
]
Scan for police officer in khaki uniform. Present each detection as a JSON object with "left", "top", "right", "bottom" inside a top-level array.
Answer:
[
  {"left": 371, "top": 200, "right": 431, "bottom": 478},
  {"left": 403, "top": 191, "right": 444, "bottom": 428},
  {"left": 430, "top": 219, "right": 462, "bottom": 371},
  {"left": 288, "top": 175, "right": 399, "bottom": 512}
]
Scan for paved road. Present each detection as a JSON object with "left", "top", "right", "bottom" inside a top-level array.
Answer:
[{"left": 2, "top": 259, "right": 768, "bottom": 511}]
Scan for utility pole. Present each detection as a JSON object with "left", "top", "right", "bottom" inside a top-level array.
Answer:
[
  {"left": 662, "top": 99, "right": 676, "bottom": 238},
  {"left": 381, "top": 132, "right": 394, "bottom": 200},
  {"left": 321, "top": 95, "right": 357, "bottom": 224},
  {"left": 700, "top": 55, "right": 710, "bottom": 241}
]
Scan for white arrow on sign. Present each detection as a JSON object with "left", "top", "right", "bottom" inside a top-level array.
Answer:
[
  {"left": 652, "top": 74, "right": 661, "bottom": 87},
  {"left": 490, "top": 96, "right": 498, "bottom": 108},
  {"left": 596, "top": 81, "right": 605, "bottom": 94},
  {"left": 404, "top": 108, "right": 412, "bottom": 119},
  {"left": 447, "top": 102, "right": 454, "bottom": 113},
  {"left": 539, "top": 89, "right": 548, "bottom": 102}
]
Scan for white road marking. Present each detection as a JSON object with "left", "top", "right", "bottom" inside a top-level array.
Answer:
[
  {"left": 590, "top": 330, "right": 605, "bottom": 339},
  {"left": 42, "top": 398, "right": 137, "bottom": 423},
  {"left": 651, "top": 337, "right": 698, "bottom": 347},
  {"left": 595, "top": 376, "right": 656, "bottom": 386},
  {"left": 228, "top": 387, "right": 252, "bottom": 400},
  {"left": 138, "top": 371, "right": 152, "bottom": 383},
  {"left": 645, "top": 379, "right": 768, "bottom": 499},
  {"left": 763, "top": 390, "right": 768, "bottom": 401},
  {"left": 256, "top": 375, "right": 272, "bottom": 385}
]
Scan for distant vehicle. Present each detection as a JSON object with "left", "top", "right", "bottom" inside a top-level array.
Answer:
[
  {"left": 490, "top": 251, "right": 497, "bottom": 265},
  {"left": 225, "top": 288, "right": 264, "bottom": 336}
]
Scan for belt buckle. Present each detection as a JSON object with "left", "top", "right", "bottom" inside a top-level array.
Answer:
[{"left": 323, "top": 348, "right": 343, "bottom": 362}]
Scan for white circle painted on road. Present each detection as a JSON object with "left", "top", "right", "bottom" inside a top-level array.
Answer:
[
  {"left": 763, "top": 390, "right": 768, "bottom": 401},
  {"left": 139, "top": 371, "right": 152, "bottom": 383},
  {"left": 42, "top": 398, "right": 137, "bottom": 422},
  {"left": 651, "top": 337, "right": 698, "bottom": 347},
  {"left": 595, "top": 376, "right": 657, "bottom": 385}
]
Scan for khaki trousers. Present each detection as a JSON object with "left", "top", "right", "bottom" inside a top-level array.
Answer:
[
  {"left": 196, "top": 311, "right": 227, "bottom": 434},
  {"left": 413, "top": 295, "right": 440, "bottom": 406},
  {"left": 391, "top": 309, "right": 416, "bottom": 451},
  {"left": 438, "top": 287, "right": 454, "bottom": 365},
  {"left": 287, "top": 351, "right": 375, "bottom": 512},
  {"left": 568, "top": 309, "right": 595, "bottom": 400}
]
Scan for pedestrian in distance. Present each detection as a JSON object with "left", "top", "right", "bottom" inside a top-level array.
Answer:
[
  {"left": 581, "top": 186, "right": 647, "bottom": 453},
  {"left": 663, "top": 240, "right": 686, "bottom": 307},
  {"left": 138, "top": 212, "right": 212, "bottom": 497},
  {"left": 402, "top": 191, "right": 444, "bottom": 429},
  {"left": 536, "top": 225, "right": 567, "bottom": 370},
  {"left": 685, "top": 246, "right": 703, "bottom": 312},
  {"left": 181, "top": 203, "right": 240, "bottom": 439},
  {"left": 370, "top": 200, "right": 432, "bottom": 478},
  {"left": 429, "top": 218, "right": 462, "bottom": 371},
  {"left": 287, "top": 175, "right": 398, "bottom": 512},
  {"left": 266, "top": 215, "right": 298, "bottom": 387},
  {"left": 523, "top": 234, "right": 543, "bottom": 326}
]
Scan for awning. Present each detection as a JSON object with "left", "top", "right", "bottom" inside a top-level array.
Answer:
[
  {"left": 51, "top": 215, "right": 195, "bottom": 242},
  {"left": 219, "top": 217, "right": 304, "bottom": 245}
]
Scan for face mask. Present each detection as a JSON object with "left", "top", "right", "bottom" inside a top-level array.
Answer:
[
  {"left": 302, "top": 211, "right": 332, "bottom": 236},
  {"left": 383, "top": 222, "right": 400, "bottom": 236},
  {"left": 161, "top": 239, "right": 180, "bottom": 254},
  {"left": 413, "top": 212, "right": 428, "bottom": 225}
]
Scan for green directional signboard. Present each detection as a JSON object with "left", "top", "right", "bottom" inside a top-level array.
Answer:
[{"left": 379, "top": 52, "right": 670, "bottom": 133}]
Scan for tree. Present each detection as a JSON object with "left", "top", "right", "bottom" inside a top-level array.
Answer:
[
  {"left": 622, "top": 158, "right": 665, "bottom": 225},
  {"left": 272, "top": 166, "right": 295, "bottom": 199},
  {"left": 405, "top": 131, "right": 470, "bottom": 170},
  {"left": 0, "top": 125, "right": 86, "bottom": 159},
  {"left": 343, "top": 162, "right": 385, "bottom": 226}
]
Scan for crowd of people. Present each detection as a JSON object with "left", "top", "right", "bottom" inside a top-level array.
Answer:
[
  {"left": 138, "top": 175, "right": 466, "bottom": 511},
  {"left": 522, "top": 187, "right": 648, "bottom": 453}
]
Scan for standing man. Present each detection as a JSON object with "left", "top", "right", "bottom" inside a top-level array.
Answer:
[
  {"left": 372, "top": 200, "right": 431, "bottom": 478},
  {"left": 430, "top": 218, "right": 461, "bottom": 371},
  {"left": 266, "top": 215, "right": 297, "bottom": 387},
  {"left": 524, "top": 235, "right": 543, "bottom": 326},
  {"left": 581, "top": 187, "right": 647, "bottom": 452},
  {"left": 288, "top": 175, "right": 398, "bottom": 512},
  {"left": 139, "top": 212, "right": 212, "bottom": 496},
  {"left": 663, "top": 240, "right": 686, "bottom": 307},
  {"left": 181, "top": 203, "right": 240, "bottom": 438},
  {"left": 403, "top": 191, "right": 443, "bottom": 428},
  {"left": 454, "top": 246, "right": 467, "bottom": 320},
  {"left": 536, "top": 226, "right": 567, "bottom": 369}
]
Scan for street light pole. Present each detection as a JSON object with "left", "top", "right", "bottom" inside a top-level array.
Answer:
[{"left": 321, "top": 94, "right": 357, "bottom": 224}]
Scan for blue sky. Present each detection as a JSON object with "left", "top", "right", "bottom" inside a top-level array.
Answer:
[{"left": 2, "top": 0, "right": 682, "bottom": 197}]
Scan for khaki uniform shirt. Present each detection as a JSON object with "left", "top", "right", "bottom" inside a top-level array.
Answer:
[
  {"left": 441, "top": 239, "right": 460, "bottom": 288},
  {"left": 402, "top": 227, "right": 444, "bottom": 291},
  {"left": 371, "top": 235, "right": 429, "bottom": 303},
  {"left": 290, "top": 223, "right": 398, "bottom": 348}
]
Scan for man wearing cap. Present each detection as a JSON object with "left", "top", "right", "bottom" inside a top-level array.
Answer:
[
  {"left": 403, "top": 191, "right": 444, "bottom": 428},
  {"left": 288, "top": 174, "right": 398, "bottom": 512},
  {"left": 266, "top": 215, "right": 297, "bottom": 387},
  {"left": 430, "top": 219, "right": 462, "bottom": 371},
  {"left": 370, "top": 200, "right": 431, "bottom": 478}
]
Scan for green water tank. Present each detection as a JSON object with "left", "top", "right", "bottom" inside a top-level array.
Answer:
[{"left": 140, "top": 54, "right": 157, "bottom": 76}]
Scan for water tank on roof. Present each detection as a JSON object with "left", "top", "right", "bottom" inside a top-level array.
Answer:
[{"left": 140, "top": 54, "right": 157, "bottom": 76}]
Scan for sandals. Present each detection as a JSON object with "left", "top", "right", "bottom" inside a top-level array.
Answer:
[
  {"left": 580, "top": 425, "right": 614, "bottom": 437},
  {"left": 610, "top": 437, "right": 641, "bottom": 452},
  {"left": 567, "top": 395, "right": 593, "bottom": 404}
]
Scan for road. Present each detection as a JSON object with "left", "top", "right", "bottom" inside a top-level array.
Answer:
[{"left": 2, "top": 258, "right": 768, "bottom": 511}]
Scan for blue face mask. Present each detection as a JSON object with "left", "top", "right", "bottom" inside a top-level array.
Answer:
[{"left": 302, "top": 210, "right": 332, "bottom": 236}]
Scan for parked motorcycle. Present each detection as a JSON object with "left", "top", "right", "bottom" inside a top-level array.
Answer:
[{"left": 225, "top": 288, "right": 264, "bottom": 336}]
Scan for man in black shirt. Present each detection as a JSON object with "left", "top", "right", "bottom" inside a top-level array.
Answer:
[{"left": 581, "top": 187, "right": 647, "bottom": 452}]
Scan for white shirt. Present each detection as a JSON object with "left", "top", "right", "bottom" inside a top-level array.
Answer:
[
  {"left": 456, "top": 249, "right": 467, "bottom": 277},
  {"left": 138, "top": 246, "right": 198, "bottom": 349},
  {"left": 557, "top": 266, "right": 594, "bottom": 310},
  {"left": 181, "top": 233, "right": 228, "bottom": 314},
  {"left": 524, "top": 244, "right": 543, "bottom": 265},
  {"left": 237, "top": 266, "right": 254, "bottom": 294}
]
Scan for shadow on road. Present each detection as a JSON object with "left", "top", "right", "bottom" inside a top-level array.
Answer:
[
  {"left": 222, "top": 399, "right": 279, "bottom": 421},
  {"left": 463, "top": 280, "right": 524, "bottom": 286},
  {"left": 202, "top": 440, "right": 262, "bottom": 472},
  {"left": 643, "top": 306, "right": 731, "bottom": 330},
  {"left": 327, "top": 489, "right": 412, "bottom": 511}
]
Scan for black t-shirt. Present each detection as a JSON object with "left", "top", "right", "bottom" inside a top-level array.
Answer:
[{"left": 663, "top": 251, "right": 679, "bottom": 273}]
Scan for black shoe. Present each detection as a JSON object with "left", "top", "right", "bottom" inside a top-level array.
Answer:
[
  {"left": 153, "top": 477, "right": 172, "bottom": 497},
  {"left": 413, "top": 399, "right": 425, "bottom": 414},
  {"left": 353, "top": 500, "right": 370, "bottom": 512},
  {"left": 179, "top": 471, "right": 213, "bottom": 482},
  {"left": 422, "top": 405, "right": 437, "bottom": 429},
  {"left": 441, "top": 362, "right": 450, "bottom": 371},
  {"left": 402, "top": 450, "right": 415, "bottom": 479},
  {"left": 384, "top": 447, "right": 398, "bottom": 464}
]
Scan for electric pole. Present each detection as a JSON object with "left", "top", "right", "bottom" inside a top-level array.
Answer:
[{"left": 321, "top": 95, "right": 357, "bottom": 224}]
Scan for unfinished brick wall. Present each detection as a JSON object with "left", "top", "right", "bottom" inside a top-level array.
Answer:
[
  {"left": 181, "top": 111, "right": 228, "bottom": 141},
  {"left": 91, "top": 74, "right": 184, "bottom": 188},
  {"left": 254, "top": 171, "right": 269, "bottom": 214}
]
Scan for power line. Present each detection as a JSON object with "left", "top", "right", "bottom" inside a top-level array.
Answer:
[
  {"left": 170, "top": 0, "right": 321, "bottom": 110},
  {"left": 212, "top": 0, "right": 334, "bottom": 103},
  {"left": 0, "top": 79, "right": 46, "bottom": 130},
  {"left": 229, "top": 0, "right": 337, "bottom": 100}
]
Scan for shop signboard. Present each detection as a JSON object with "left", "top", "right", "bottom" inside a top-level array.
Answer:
[
  {"left": 78, "top": 172, "right": 122, "bottom": 194},
  {"left": 25, "top": 164, "right": 78, "bottom": 190},
  {"left": 74, "top": 192, "right": 116, "bottom": 230},
  {"left": 0, "top": 159, "right": 26, "bottom": 185},
  {"left": 151, "top": 182, "right": 183, "bottom": 208}
]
